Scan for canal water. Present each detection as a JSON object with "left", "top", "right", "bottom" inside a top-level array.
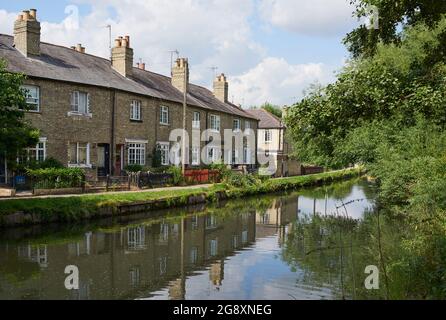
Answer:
[{"left": 0, "top": 179, "right": 393, "bottom": 300}]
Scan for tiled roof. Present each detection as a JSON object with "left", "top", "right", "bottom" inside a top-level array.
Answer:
[
  {"left": 245, "top": 109, "right": 283, "bottom": 129},
  {"left": 0, "top": 34, "right": 257, "bottom": 120}
]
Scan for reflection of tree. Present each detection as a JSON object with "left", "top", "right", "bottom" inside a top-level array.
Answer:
[
  {"left": 0, "top": 253, "right": 41, "bottom": 285},
  {"left": 281, "top": 211, "right": 407, "bottom": 300}
]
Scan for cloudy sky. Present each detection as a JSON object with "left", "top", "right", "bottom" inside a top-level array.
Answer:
[{"left": 0, "top": 0, "right": 360, "bottom": 107}]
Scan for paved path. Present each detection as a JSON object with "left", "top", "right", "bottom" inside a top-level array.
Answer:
[{"left": 0, "top": 184, "right": 215, "bottom": 201}]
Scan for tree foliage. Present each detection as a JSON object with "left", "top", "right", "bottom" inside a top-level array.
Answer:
[
  {"left": 286, "top": 17, "right": 446, "bottom": 168},
  {"left": 345, "top": 0, "right": 446, "bottom": 58},
  {"left": 0, "top": 59, "right": 39, "bottom": 167}
]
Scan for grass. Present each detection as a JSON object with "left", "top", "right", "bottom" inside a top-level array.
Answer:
[{"left": 0, "top": 168, "right": 362, "bottom": 225}]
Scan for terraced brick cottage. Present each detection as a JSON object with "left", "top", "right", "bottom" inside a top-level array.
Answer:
[{"left": 0, "top": 9, "right": 258, "bottom": 182}]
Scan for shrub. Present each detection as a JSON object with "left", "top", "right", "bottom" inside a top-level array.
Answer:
[
  {"left": 125, "top": 164, "right": 144, "bottom": 173},
  {"left": 27, "top": 168, "right": 85, "bottom": 189},
  {"left": 223, "top": 171, "right": 261, "bottom": 189},
  {"left": 166, "top": 166, "right": 184, "bottom": 186}
]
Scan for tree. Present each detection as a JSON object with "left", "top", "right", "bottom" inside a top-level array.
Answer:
[
  {"left": 345, "top": 0, "right": 446, "bottom": 58},
  {"left": 286, "top": 17, "right": 446, "bottom": 168},
  {"left": 0, "top": 59, "right": 39, "bottom": 169}
]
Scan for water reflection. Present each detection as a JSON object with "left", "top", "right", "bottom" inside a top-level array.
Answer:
[{"left": 0, "top": 179, "right": 379, "bottom": 300}]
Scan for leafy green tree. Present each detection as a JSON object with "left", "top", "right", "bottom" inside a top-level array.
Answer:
[
  {"left": 286, "top": 17, "right": 446, "bottom": 168},
  {"left": 0, "top": 59, "right": 39, "bottom": 169},
  {"left": 345, "top": 0, "right": 446, "bottom": 58}
]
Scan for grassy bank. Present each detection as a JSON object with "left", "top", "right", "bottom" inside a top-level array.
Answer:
[{"left": 0, "top": 168, "right": 362, "bottom": 227}]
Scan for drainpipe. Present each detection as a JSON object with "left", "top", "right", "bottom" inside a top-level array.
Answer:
[{"left": 110, "top": 90, "right": 116, "bottom": 176}]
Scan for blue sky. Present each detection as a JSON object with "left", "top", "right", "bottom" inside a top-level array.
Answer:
[{"left": 0, "top": 0, "right": 360, "bottom": 106}]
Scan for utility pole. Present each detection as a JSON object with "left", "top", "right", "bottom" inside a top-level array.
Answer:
[
  {"left": 182, "top": 60, "right": 188, "bottom": 175},
  {"left": 209, "top": 66, "right": 218, "bottom": 78},
  {"left": 169, "top": 50, "right": 179, "bottom": 76},
  {"left": 105, "top": 25, "right": 112, "bottom": 60}
]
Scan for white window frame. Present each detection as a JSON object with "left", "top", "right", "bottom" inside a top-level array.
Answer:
[
  {"left": 68, "top": 142, "right": 91, "bottom": 168},
  {"left": 245, "top": 121, "right": 251, "bottom": 130},
  {"left": 21, "top": 85, "right": 40, "bottom": 112},
  {"left": 207, "top": 147, "right": 221, "bottom": 163},
  {"left": 192, "top": 147, "right": 200, "bottom": 166},
  {"left": 160, "top": 106, "right": 169, "bottom": 125},
  {"left": 193, "top": 111, "right": 201, "bottom": 129},
  {"left": 264, "top": 130, "right": 272, "bottom": 144},
  {"left": 233, "top": 119, "right": 241, "bottom": 131},
  {"left": 19, "top": 138, "right": 47, "bottom": 163},
  {"left": 158, "top": 142, "right": 170, "bottom": 166},
  {"left": 210, "top": 114, "right": 221, "bottom": 132},
  {"left": 127, "top": 143, "right": 146, "bottom": 166},
  {"left": 130, "top": 100, "right": 142, "bottom": 121},
  {"left": 69, "top": 91, "right": 92, "bottom": 117}
]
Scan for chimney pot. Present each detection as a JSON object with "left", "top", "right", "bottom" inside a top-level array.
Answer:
[
  {"left": 214, "top": 72, "right": 229, "bottom": 103},
  {"left": 29, "top": 9, "right": 37, "bottom": 19},
  {"left": 14, "top": 8, "right": 41, "bottom": 56},
  {"left": 112, "top": 35, "right": 134, "bottom": 77},
  {"left": 70, "top": 46, "right": 76, "bottom": 50},
  {"left": 141, "top": 63, "right": 146, "bottom": 70},
  {"left": 23, "top": 10, "right": 30, "bottom": 21}
]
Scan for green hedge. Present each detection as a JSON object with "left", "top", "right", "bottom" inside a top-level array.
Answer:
[{"left": 26, "top": 168, "right": 85, "bottom": 189}]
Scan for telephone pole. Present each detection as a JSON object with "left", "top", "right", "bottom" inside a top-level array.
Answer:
[{"left": 182, "top": 60, "right": 188, "bottom": 175}]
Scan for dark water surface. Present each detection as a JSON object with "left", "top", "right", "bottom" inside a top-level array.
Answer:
[{"left": 0, "top": 179, "right": 391, "bottom": 300}]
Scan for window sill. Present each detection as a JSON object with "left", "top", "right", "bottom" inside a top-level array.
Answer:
[
  {"left": 159, "top": 123, "right": 170, "bottom": 127},
  {"left": 68, "top": 112, "right": 93, "bottom": 118},
  {"left": 130, "top": 119, "right": 143, "bottom": 123},
  {"left": 68, "top": 164, "right": 93, "bottom": 169}
]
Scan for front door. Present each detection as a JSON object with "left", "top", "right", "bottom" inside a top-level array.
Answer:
[{"left": 97, "top": 144, "right": 110, "bottom": 177}]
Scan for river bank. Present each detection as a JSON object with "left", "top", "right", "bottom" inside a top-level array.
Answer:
[{"left": 0, "top": 168, "right": 362, "bottom": 227}]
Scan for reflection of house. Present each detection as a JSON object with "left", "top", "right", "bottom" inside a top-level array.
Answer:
[
  {"left": 210, "top": 260, "right": 225, "bottom": 287},
  {"left": 0, "top": 212, "right": 256, "bottom": 300},
  {"left": 256, "top": 197, "right": 299, "bottom": 241},
  {"left": 246, "top": 109, "right": 300, "bottom": 177}
]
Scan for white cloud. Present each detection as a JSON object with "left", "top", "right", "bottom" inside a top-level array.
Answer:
[
  {"left": 259, "top": 0, "right": 357, "bottom": 36},
  {"left": 229, "top": 57, "right": 333, "bottom": 106},
  {"left": 0, "top": 2, "right": 339, "bottom": 107},
  {"left": 0, "top": 10, "right": 17, "bottom": 36}
]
